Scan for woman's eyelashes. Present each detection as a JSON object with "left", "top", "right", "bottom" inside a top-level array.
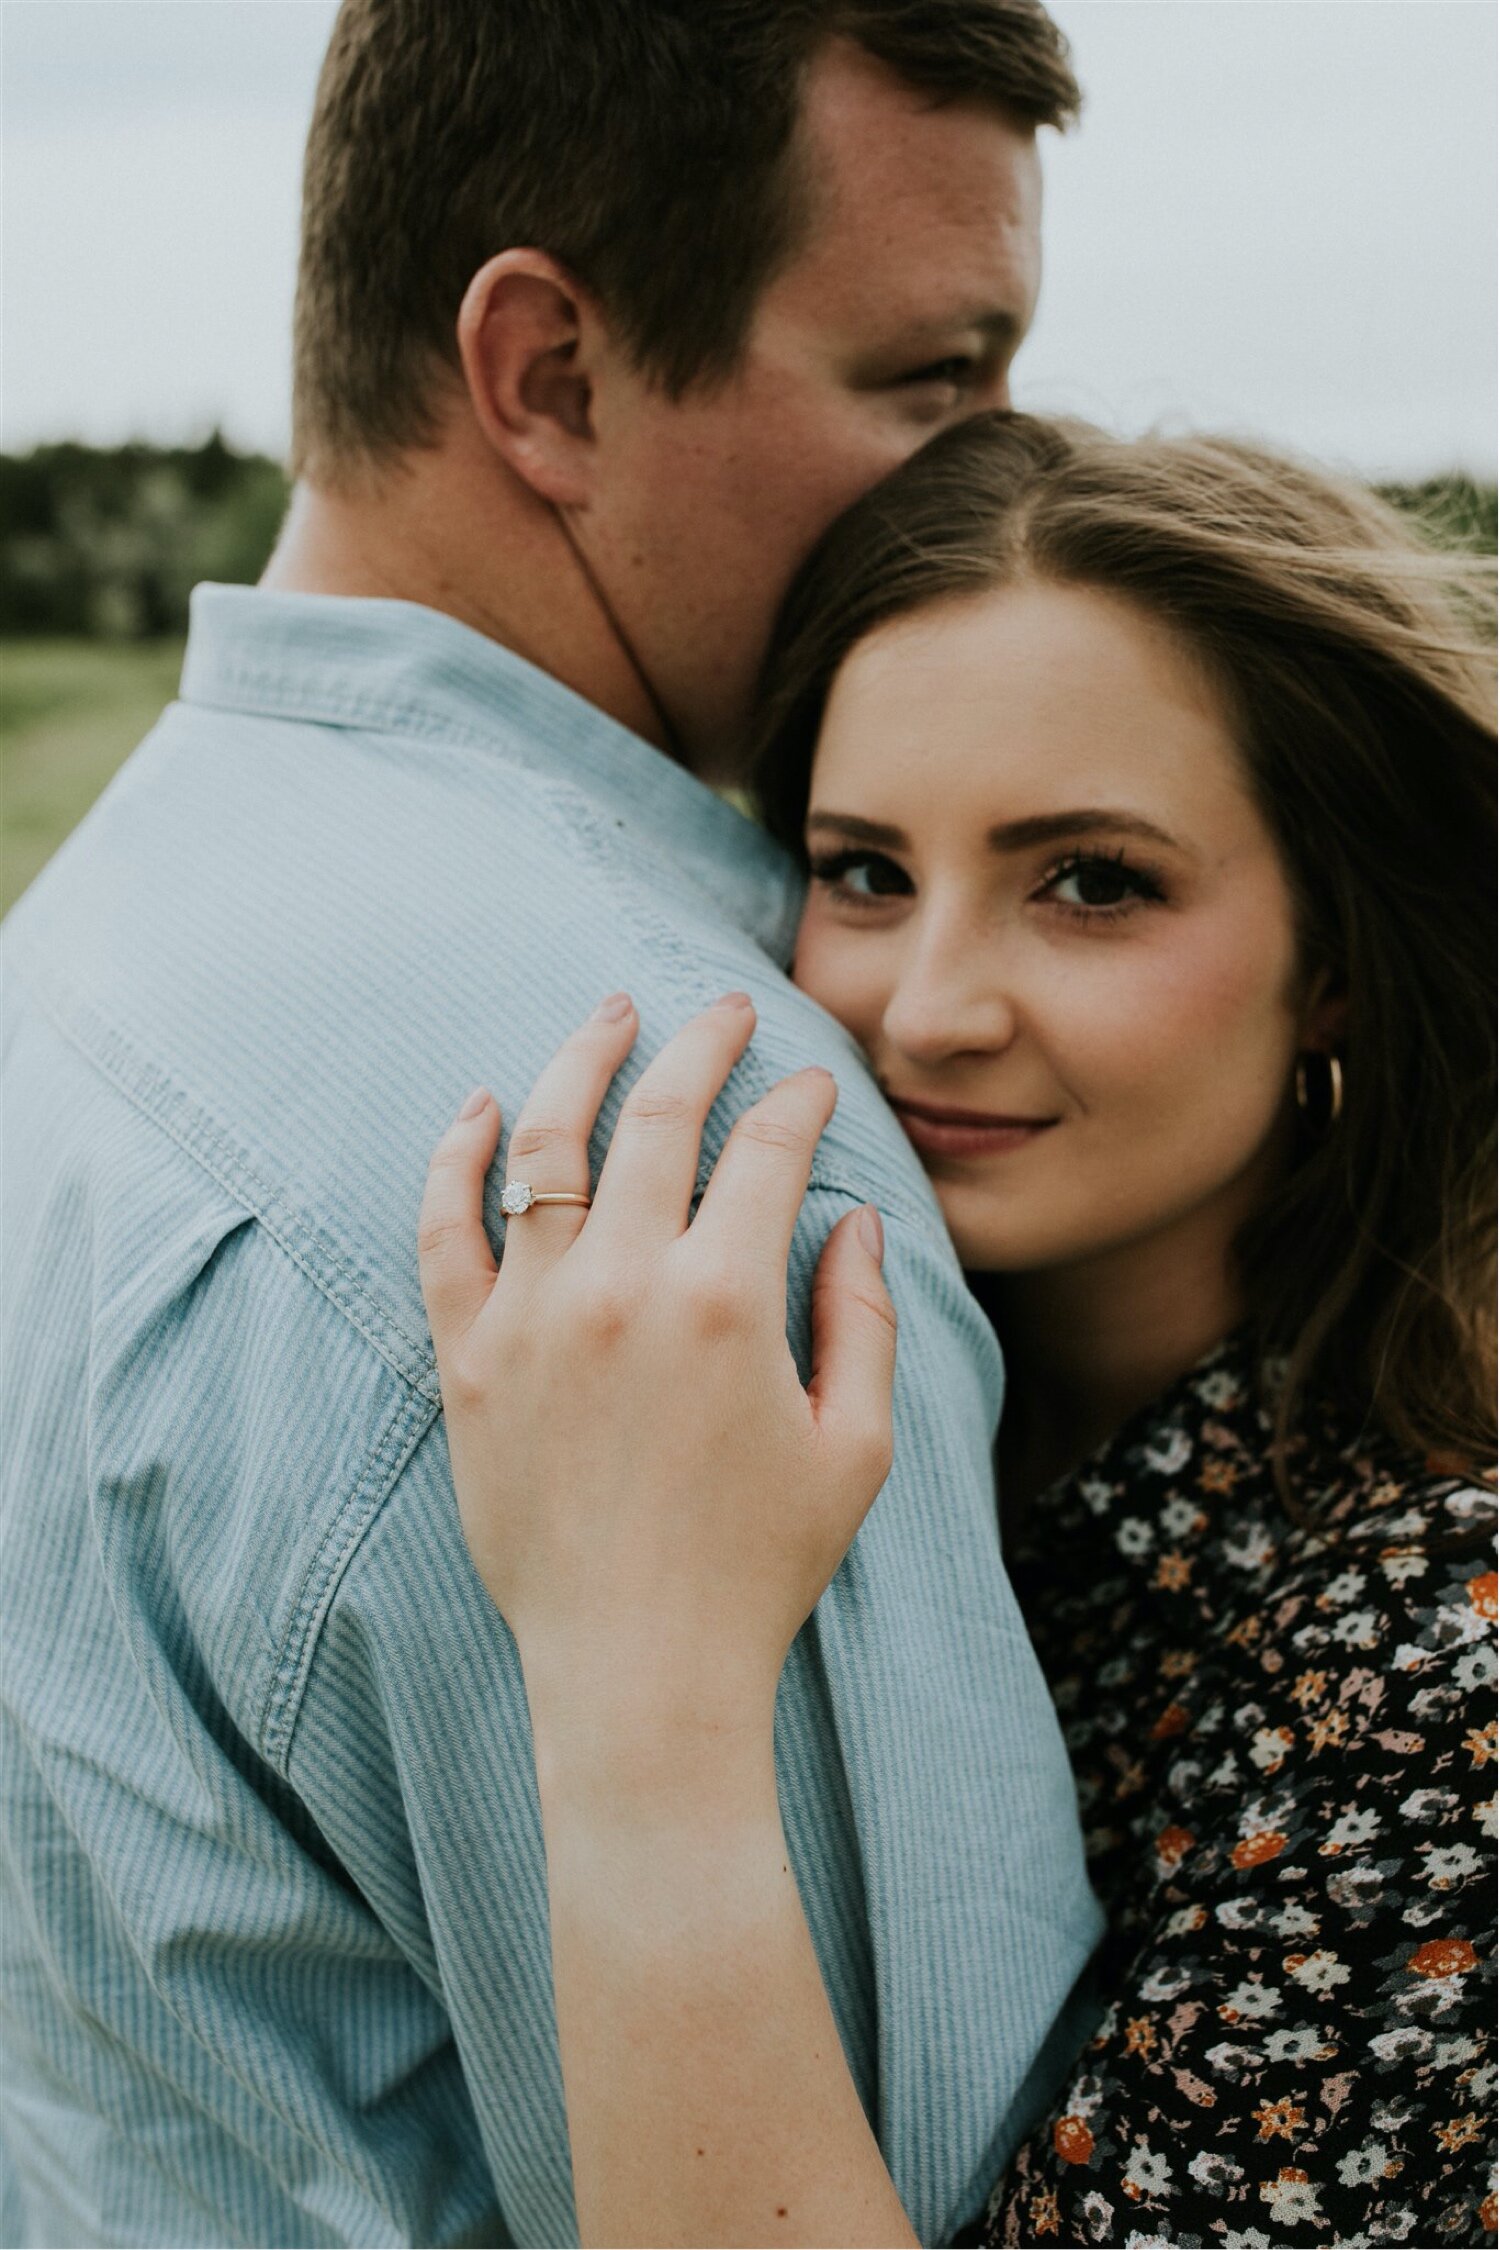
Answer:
[
  {"left": 1036, "top": 848, "right": 1169, "bottom": 924},
  {"left": 806, "top": 847, "right": 913, "bottom": 903},
  {"left": 807, "top": 842, "right": 1169, "bottom": 923}
]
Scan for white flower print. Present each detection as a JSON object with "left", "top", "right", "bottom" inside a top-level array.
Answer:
[
  {"left": 1371, "top": 2098, "right": 1413, "bottom": 2135},
  {"left": 1215, "top": 1897, "right": 1261, "bottom": 1931},
  {"left": 1330, "top": 1607, "right": 1381, "bottom": 1647},
  {"left": 1259, "top": 2173, "right": 1324, "bottom": 2226},
  {"left": 1195, "top": 1367, "right": 1240, "bottom": 1408},
  {"left": 1325, "top": 1806, "right": 1381, "bottom": 1850},
  {"left": 1368, "top": 2026, "right": 1433, "bottom": 2063},
  {"left": 1188, "top": 2151, "right": 1243, "bottom": 2192},
  {"left": 1224, "top": 1526, "right": 1276, "bottom": 1571},
  {"left": 1077, "top": 1474, "right": 1114, "bottom": 1515},
  {"left": 1285, "top": 1948, "right": 1350, "bottom": 1993},
  {"left": 1116, "top": 1516, "right": 1154, "bottom": 1556},
  {"left": 1475, "top": 1794, "right": 1497, "bottom": 1839},
  {"left": 1122, "top": 2145, "right": 1173, "bottom": 2198},
  {"left": 1272, "top": 1899, "right": 1320, "bottom": 1940},
  {"left": 1221, "top": 2233, "right": 1273, "bottom": 2249},
  {"left": 1432, "top": 2033, "right": 1481, "bottom": 2067},
  {"left": 1160, "top": 1495, "right": 1201, "bottom": 1539},
  {"left": 1398, "top": 1787, "right": 1450, "bottom": 1823},
  {"left": 1264, "top": 2026, "right": 1326, "bottom": 2064},
  {"left": 1137, "top": 1964, "right": 1190, "bottom": 2002},
  {"left": 1391, "top": 1640, "right": 1429, "bottom": 1673},
  {"left": 1453, "top": 1642, "right": 1496, "bottom": 1691},
  {"left": 1079, "top": 2190, "right": 1115, "bottom": 2242},
  {"left": 1164, "top": 1905, "right": 1203, "bottom": 1938},
  {"left": 1205, "top": 2040, "right": 1256, "bottom": 2078},
  {"left": 1143, "top": 1427, "right": 1193, "bottom": 1475},
  {"left": 1422, "top": 1842, "right": 1481, "bottom": 1886},
  {"left": 1222, "top": 1979, "right": 1281, "bottom": 2020},
  {"left": 1381, "top": 2210, "right": 1418, "bottom": 2243},
  {"left": 1336, "top": 2140, "right": 1388, "bottom": 2187},
  {"left": 1250, "top": 1726, "right": 1294, "bottom": 1772},
  {"left": 1379, "top": 1549, "right": 1428, "bottom": 1587},
  {"left": 1469, "top": 2060, "right": 1496, "bottom": 2104},
  {"left": 1322, "top": 1567, "right": 1367, "bottom": 1605}
]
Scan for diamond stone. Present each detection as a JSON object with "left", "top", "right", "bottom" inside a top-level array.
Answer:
[{"left": 499, "top": 1181, "right": 534, "bottom": 1216}]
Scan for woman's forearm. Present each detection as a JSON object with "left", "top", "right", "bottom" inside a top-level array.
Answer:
[{"left": 531, "top": 1701, "right": 919, "bottom": 2250}]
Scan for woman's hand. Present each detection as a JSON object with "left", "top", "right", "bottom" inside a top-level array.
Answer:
[
  {"left": 418, "top": 993, "right": 918, "bottom": 2249},
  {"left": 418, "top": 989, "right": 897, "bottom": 1763}
]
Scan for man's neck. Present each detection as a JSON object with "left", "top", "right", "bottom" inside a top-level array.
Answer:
[{"left": 261, "top": 423, "right": 678, "bottom": 760}]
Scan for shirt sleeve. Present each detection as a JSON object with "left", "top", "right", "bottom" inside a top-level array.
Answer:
[{"left": 968, "top": 1524, "right": 1498, "bottom": 2247}]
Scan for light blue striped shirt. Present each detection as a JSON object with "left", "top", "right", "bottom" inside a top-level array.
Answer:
[{"left": 1, "top": 587, "right": 1100, "bottom": 2248}]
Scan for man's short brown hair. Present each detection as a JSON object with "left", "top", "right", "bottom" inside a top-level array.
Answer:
[{"left": 292, "top": 0, "right": 1079, "bottom": 485}]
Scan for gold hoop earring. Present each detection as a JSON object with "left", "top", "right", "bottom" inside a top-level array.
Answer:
[{"left": 1295, "top": 1052, "right": 1344, "bottom": 1128}]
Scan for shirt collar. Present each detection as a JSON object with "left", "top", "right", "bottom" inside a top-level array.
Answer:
[{"left": 180, "top": 583, "right": 804, "bottom": 963}]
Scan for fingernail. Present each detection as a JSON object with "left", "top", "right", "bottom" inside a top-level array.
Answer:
[
  {"left": 458, "top": 1087, "right": 490, "bottom": 1121},
  {"left": 594, "top": 991, "right": 633, "bottom": 1021},
  {"left": 714, "top": 990, "right": 754, "bottom": 1010},
  {"left": 857, "top": 1204, "right": 884, "bottom": 1261}
]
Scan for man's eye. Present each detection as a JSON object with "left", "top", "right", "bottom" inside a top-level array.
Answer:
[
  {"left": 806, "top": 848, "right": 911, "bottom": 902},
  {"left": 900, "top": 356, "right": 976, "bottom": 389}
]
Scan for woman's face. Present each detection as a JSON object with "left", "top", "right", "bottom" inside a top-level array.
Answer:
[{"left": 793, "top": 579, "right": 1327, "bottom": 1276}]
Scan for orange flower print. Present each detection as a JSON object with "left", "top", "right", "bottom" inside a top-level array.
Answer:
[
  {"left": 1480, "top": 2189, "right": 1496, "bottom": 2231},
  {"left": 1463, "top": 1719, "right": 1497, "bottom": 1767},
  {"left": 1407, "top": 1938, "right": 1478, "bottom": 1979},
  {"left": 1160, "top": 1648, "right": 1197, "bottom": 1680},
  {"left": 1053, "top": 2115, "right": 1094, "bottom": 2166},
  {"left": 1154, "top": 1550, "right": 1192, "bottom": 1591},
  {"left": 1199, "top": 1457, "right": 1238, "bottom": 1494},
  {"left": 1254, "top": 2097, "right": 1305, "bottom": 2141},
  {"left": 1225, "top": 1613, "right": 1262, "bottom": 1648},
  {"left": 1156, "top": 1825, "right": 1195, "bottom": 1870},
  {"left": 1308, "top": 1709, "right": 1351, "bottom": 1752},
  {"left": 1291, "top": 1668, "right": 1328, "bottom": 1708},
  {"left": 1433, "top": 2114, "right": 1482, "bottom": 2154},
  {"left": 1151, "top": 1702, "right": 1190, "bottom": 1739},
  {"left": 1124, "top": 2016, "right": 1157, "bottom": 2057},
  {"left": 1466, "top": 1571, "right": 1497, "bottom": 1621},
  {"left": 1028, "top": 2189, "right": 1061, "bottom": 2237},
  {"left": 1232, "top": 1828, "right": 1288, "bottom": 1869}
]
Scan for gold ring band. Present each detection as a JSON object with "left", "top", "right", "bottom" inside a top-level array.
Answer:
[{"left": 499, "top": 1180, "right": 591, "bottom": 1217}]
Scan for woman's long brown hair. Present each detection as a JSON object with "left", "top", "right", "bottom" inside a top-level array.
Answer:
[{"left": 750, "top": 414, "right": 1496, "bottom": 1490}]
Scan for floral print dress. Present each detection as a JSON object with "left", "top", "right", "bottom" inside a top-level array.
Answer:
[{"left": 972, "top": 1335, "right": 1496, "bottom": 2248}]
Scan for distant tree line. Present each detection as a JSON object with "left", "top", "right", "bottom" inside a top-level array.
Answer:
[
  {"left": 0, "top": 434, "right": 288, "bottom": 638},
  {"left": 0, "top": 436, "right": 1493, "bottom": 641}
]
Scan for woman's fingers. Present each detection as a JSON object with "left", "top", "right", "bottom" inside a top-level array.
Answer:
[
  {"left": 419, "top": 1089, "right": 503, "bottom": 1348},
  {"left": 688, "top": 1065, "right": 839, "bottom": 1300},
  {"left": 586, "top": 992, "right": 758, "bottom": 1246},
  {"left": 806, "top": 1205, "right": 897, "bottom": 1514},
  {"left": 492, "top": 994, "right": 639, "bottom": 1282}
]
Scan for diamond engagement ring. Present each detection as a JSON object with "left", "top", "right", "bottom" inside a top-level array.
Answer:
[{"left": 498, "top": 1181, "right": 592, "bottom": 1217}]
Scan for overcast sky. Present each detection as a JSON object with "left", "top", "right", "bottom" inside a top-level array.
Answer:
[{"left": 3, "top": 0, "right": 1495, "bottom": 479}]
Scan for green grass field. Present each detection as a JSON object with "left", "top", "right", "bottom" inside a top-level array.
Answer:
[{"left": 0, "top": 639, "right": 184, "bottom": 916}]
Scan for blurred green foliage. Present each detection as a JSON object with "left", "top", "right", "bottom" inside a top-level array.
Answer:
[{"left": 0, "top": 432, "right": 288, "bottom": 639}]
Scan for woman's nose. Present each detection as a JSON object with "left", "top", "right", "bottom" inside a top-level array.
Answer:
[{"left": 880, "top": 939, "right": 1019, "bottom": 1065}]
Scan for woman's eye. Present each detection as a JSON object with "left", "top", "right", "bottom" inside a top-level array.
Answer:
[
  {"left": 807, "top": 848, "right": 911, "bottom": 903},
  {"left": 1042, "top": 851, "right": 1165, "bottom": 917}
]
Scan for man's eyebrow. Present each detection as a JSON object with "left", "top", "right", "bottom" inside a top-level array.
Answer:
[
  {"left": 904, "top": 307, "right": 1022, "bottom": 348},
  {"left": 805, "top": 808, "right": 1182, "bottom": 853}
]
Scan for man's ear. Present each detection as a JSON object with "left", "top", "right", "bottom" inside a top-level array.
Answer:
[{"left": 457, "top": 250, "right": 600, "bottom": 506}]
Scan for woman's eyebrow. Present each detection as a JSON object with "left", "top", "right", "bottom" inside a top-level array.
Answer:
[
  {"left": 805, "top": 812, "right": 910, "bottom": 849},
  {"left": 804, "top": 808, "right": 1181, "bottom": 853},
  {"left": 987, "top": 809, "right": 1181, "bottom": 852}
]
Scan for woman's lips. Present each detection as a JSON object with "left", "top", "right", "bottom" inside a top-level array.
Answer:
[{"left": 888, "top": 1095, "right": 1059, "bottom": 1162}]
